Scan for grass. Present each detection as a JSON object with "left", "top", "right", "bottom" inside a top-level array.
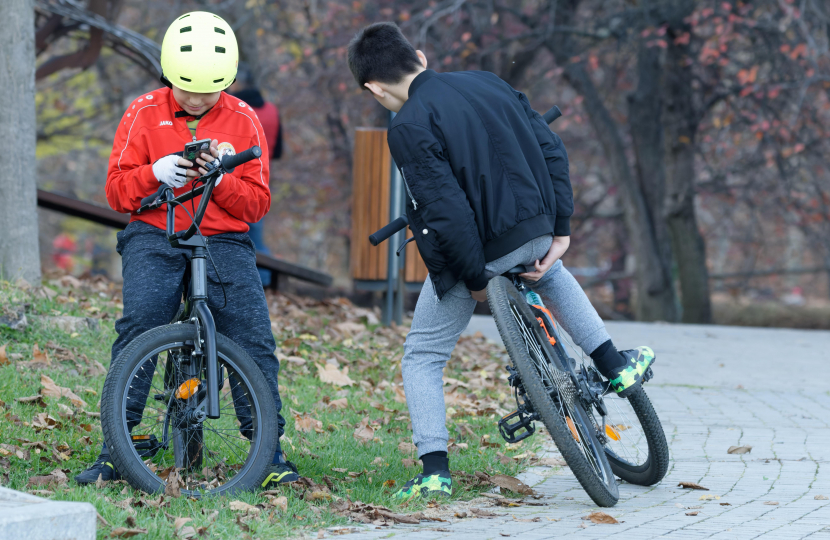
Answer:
[{"left": 0, "top": 278, "right": 539, "bottom": 539}]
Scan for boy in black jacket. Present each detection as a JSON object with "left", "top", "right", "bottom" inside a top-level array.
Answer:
[{"left": 348, "top": 22, "right": 654, "bottom": 499}]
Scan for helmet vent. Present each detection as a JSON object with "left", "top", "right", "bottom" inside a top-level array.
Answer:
[
  {"left": 213, "top": 78, "right": 224, "bottom": 83},
  {"left": 214, "top": 27, "right": 225, "bottom": 34},
  {"left": 215, "top": 46, "right": 226, "bottom": 53},
  {"left": 180, "top": 26, "right": 192, "bottom": 33},
  {"left": 180, "top": 76, "right": 192, "bottom": 82},
  {"left": 180, "top": 45, "right": 192, "bottom": 52}
]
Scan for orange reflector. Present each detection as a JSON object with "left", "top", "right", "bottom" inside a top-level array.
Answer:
[
  {"left": 565, "top": 416, "right": 580, "bottom": 442},
  {"left": 605, "top": 425, "right": 621, "bottom": 441},
  {"left": 131, "top": 434, "right": 150, "bottom": 441},
  {"left": 176, "top": 378, "right": 200, "bottom": 399}
]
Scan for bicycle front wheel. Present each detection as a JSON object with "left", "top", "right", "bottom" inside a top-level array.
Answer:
[
  {"left": 101, "top": 324, "right": 278, "bottom": 496},
  {"left": 602, "top": 386, "right": 669, "bottom": 486},
  {"left": 488, "top": 277, "right": 619, "bottom": 507}
]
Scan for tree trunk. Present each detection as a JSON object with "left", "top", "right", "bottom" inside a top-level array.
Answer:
[
  {"left": 0, "top": 0, "right": 41, "bottom": 285},
  {"left": 627, "top": 42, "right": 679, "bottom": 322},
  {"left": 662, "top": 11, "right": 712, "bottom": 324}
]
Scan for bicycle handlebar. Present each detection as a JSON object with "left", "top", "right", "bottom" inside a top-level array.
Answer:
[
  {"left": 542, "top": 106, "right": 562, "bottom": 125},
  {"left": 222, "top": 146, "right": 262, "bottom": 172},
  {"left": 135, "top": 145, "right": 261, "bottom": 242},
  {"left": 369, "top": 216, "right": 409, "bottom": 246}
]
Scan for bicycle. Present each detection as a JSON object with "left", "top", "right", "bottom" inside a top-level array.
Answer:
[
  {"left": 369, "top": 107, "right": 669, "bottom": 507},
  {"left": 100, "top": 146, "right": 280, "bottom": 496}
]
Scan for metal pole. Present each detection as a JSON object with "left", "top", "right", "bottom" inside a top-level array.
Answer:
[{"left": 384, "top": 111, "right": 405, "bottom": 325}]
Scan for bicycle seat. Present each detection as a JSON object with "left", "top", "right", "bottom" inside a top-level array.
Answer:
[{"left": 503, "top": 265, "right": 531, "bottom": 276}]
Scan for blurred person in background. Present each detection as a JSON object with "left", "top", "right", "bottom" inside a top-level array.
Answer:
[{"left": 229, "top": 63, "right": 282, "bottom": 287}]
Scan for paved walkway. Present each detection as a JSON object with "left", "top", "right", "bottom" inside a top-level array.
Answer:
[{"left": 338, "top": 320, "right": 830, "bottom": 539}]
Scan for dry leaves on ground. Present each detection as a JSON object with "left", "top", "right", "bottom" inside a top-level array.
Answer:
[
  {"left": 295, "top": 413, "right": 323, "bottom": 433},
  {"left": 330, "top": 498, "right": 441, "bottom": 525},
  {"left": 164, "top": 469, "right": 182, "bottom": 498},
  {"left": 487, "top": 473, "right": 536, "bottom": 496},
  {"left": 699, "top": 494, "right": 721, "bottom": 501},
  {"left": 40, "top": 374, "right": 87, "bottom": 408},
  {"left": 27, "top": 468, "right": 68, "bottom": 487},
  {"left": 763, "top": 501, "right": 779, "bottom": 505},
  {"left": 727, "top": 445, "right": 752, "bottom": 454},
  {"left": 686, "top": 511, "right": 700, "bottom": 516},
  {"left": 316, "top": 363, "right": 355, "bottom": 387},
  {"left": 353, "top": 418, "right": 375, "bottom": 443},
  {"left": 109, "top": 527, "right": 148, "bottom": 538},
  {"left": 583, "top": 512, "right": 619, "bottom": 524},
  {"left": 15, "top": 395, "right": 46, "bottom": 407},
  {"left": 328, "top": 398, "right": 348, "bottom": 409},
  {"left": 0, "top": 343, "right": 8, "bottom": 366},
  {"left": 815, "top": 495, "right": 828, "bottom": 500},
  {"left": 678, "top": 482, "right": 709, "bottom": 490},
  {"left": 397, "top": 441, "right": 417, "bottom": 455},
  {"left": 229, "top": 500, "right": 263, "bottom": 514}
]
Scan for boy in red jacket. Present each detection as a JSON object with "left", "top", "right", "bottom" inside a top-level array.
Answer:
[{"left": 74, "top": 11, "right": 297, "bottom": 487}]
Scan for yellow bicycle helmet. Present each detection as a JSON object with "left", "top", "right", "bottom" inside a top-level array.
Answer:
[{"left": 160, "top": 11, "right": 238, "bottom": 93}]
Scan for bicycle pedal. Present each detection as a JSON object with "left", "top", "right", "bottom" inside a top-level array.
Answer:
[
  {"left": 498, "top": 410, "right": 536, "bottom": 444},
  {"left": 642, "top": 367, "right": 654, "bottom": 383}
]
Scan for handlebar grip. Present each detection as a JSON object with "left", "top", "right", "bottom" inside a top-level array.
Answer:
[
  {"left": 369, "top": 216, "right": 409, "bottom": 246},
  {"left": 140, "top": 184, "right": 168, "bottom": 208},
  {"left": 542, "top": 106, "right": 562, "bottom": 125},
  {"left": 222, "top": 146, "right": 262, "bottom": 172}
]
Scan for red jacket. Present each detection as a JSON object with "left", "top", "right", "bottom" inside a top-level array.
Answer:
[{"left": 106, "top": 88, "right": 271, "bottom": 236}]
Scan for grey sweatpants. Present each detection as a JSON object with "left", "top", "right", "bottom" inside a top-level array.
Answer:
[{"left": 402, "top": 234, "right": 610, "bottom": 457}]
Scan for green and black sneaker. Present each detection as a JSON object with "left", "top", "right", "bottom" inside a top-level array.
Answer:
[
  {"left": 608, "top": 346, "right": 656, "bottom": 398},
  {"left": 261, "top": 460, "right": 300, "bottom": 487},
  {"left": 392, "top": 470, "right": 452, "bottom": 500},
  {"left": 74, "top": 454, "right": 121, "bottom": 485}
]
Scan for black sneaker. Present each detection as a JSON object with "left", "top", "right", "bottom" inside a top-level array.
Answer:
[
  {"left": 74, "top": 454, "right": 121, "bottom": 485},
  {"left": 260, "top": 460, "right": 299, "bottom": 487}
]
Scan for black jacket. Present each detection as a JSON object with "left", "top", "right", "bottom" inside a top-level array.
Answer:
[{"left": 387, "top": 69, "right": 573, "bottom": 299}]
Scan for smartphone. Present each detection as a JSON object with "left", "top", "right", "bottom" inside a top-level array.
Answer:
[{"left": 184, "top": 138, "right": 213, "bottom": 166}]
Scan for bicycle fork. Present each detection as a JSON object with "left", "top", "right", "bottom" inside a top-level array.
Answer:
[{"left": 190, "top": 246, "right": 220, "bottom": 420}]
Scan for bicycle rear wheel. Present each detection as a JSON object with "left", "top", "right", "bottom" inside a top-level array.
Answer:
[
  {"left": 101, "top": 324, "right": 278, "bottom": 496},
  {"left": 488, "top": 277, "right": 619, "bottom": 507},
  {"left": 602, "top": 386, "right": 669, "bottom": 486}
]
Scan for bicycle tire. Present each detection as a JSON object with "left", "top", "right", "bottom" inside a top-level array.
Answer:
[
  {"left": 101, "top": 324, "right": 278, "bottom": 496},
  {"left": 604, "top": 386, "right": 669, "bottom": 486},
  {"left": 488, "top": 277, "right": 619, "bottom": 507}
]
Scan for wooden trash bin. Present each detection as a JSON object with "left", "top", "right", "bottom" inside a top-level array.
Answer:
[{"left": 351, "top": 128, "right": 428, "bottom": 288}]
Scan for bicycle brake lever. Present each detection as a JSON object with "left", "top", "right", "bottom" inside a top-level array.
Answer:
[{"left": 396, "top": 236, "right": 415, "bottom": 256}]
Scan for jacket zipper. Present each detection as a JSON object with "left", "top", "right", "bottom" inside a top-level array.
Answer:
[{"left": 401, "top": 169, "right": 418, "bottom": 210}]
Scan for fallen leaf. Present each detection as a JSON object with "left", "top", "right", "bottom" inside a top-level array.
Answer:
[
  {"left": 401, "top": 458, "right": 420, "bottom": 468},
  {"left": 686, "top": 511, "right": 700, "bottom": 516},
  {"left": 316, "top": 363, "right": 354, "bottom": 387},
  {"left": 0, "top": 344, "right": 8, "bottom": 366},
  {"left": 27, "top": 468, "right": 68, "bottom": 487},
  {"left": 125, "top": 516, "right": 137, "bottom": 527},
  {"left": 397, "top": 441, "right": 417, "bottom": 454},
  {"left": 353, "top": 418, "right": 374, "bottom": 443},
  {"left": 513, "top": 515, "right": 541, "bottom": 522},
  {"left": 235, "top": 515, "right": 251, "bottom": 532},
  {"left": 727, "top": 445, "right": 752, "bottom": 454},
  {"left": 678, "top": 482, "right": 709, "bottom": 490},
  {"left": 109, "top": 528, "right": 148, "bottom": 538},
  {"left": 764, "top": 501, "right": 779, "bottom": 506},
  {"left": 170, "top": 516, "right": 192, "bottom": 531},
  {"left": 40, "top": 374, "right": 87, "bottom": 408},
  {"left": 699, "top": 494, "right": 721, "bottom": 501},
  {"left": 178, "top": 526, "right": 198, "bottom": 539},
  {"left": 96, "top": 473, "right": 107, "bottom": 489},
  {"left": 585, "top": 512, "right": 619, "bottom": 524},
  {"left": 328, "top": 398, "right": 348, "bottom": 409},
  {"left": 230, "top": 500, "right": 261, "bottom": 514},
  {"left": 815, "top": 495, "right": 828, "bottom": 500},
  {"left": 32, "top": 412, "right": 61, "bottom": 431},
  {"left": 311, "top": 491, "right": 332, "bottom": 501},
  {"left": 30, "top": 344, "right": 51, "bottom": 367},
  {"left": 470, "top": 508, "right": 500, "bottom": 518},
  {"left": 295, "top": 414, "right": 323, "bottom": 433},
  {"left": 15, "top": 395, "right": 46, "bottom": 407},
  {"left": 382, "top": 479, "right": 396, "bottom": 488},
  {"left": 270, "top": 495, "right": 288, "bottom": 512},
  {"left": 720, "top": 502, "right": 731, "bottom": 506},
  {"left": 164, "top": 469, "right": 182, "bottom": 498},
  {"left": 489, "top": 474, "right": 534, "bottom": 495}
]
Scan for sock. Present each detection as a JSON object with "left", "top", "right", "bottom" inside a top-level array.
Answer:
[
  {"left": 589, "top": 340, "right": 627, "bottom": 378},
  {"left": 421, "top": 451, "right": 449, "bottom": 476},
  {"left": 272, "top": 450, "right": 285, "bottom": 465}
]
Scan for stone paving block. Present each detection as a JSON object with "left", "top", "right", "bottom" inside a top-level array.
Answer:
[{"left": 0, "top": 486, "right": 96, "bottom": 540}]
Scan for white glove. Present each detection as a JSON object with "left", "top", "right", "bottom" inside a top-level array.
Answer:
[{"left": 152, "top": 154, "right": 189, "bottom": 188}]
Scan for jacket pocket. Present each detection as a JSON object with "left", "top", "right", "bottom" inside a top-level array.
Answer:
[{"left": 400, "top": 160, "right": 441, "bottom": 208}]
